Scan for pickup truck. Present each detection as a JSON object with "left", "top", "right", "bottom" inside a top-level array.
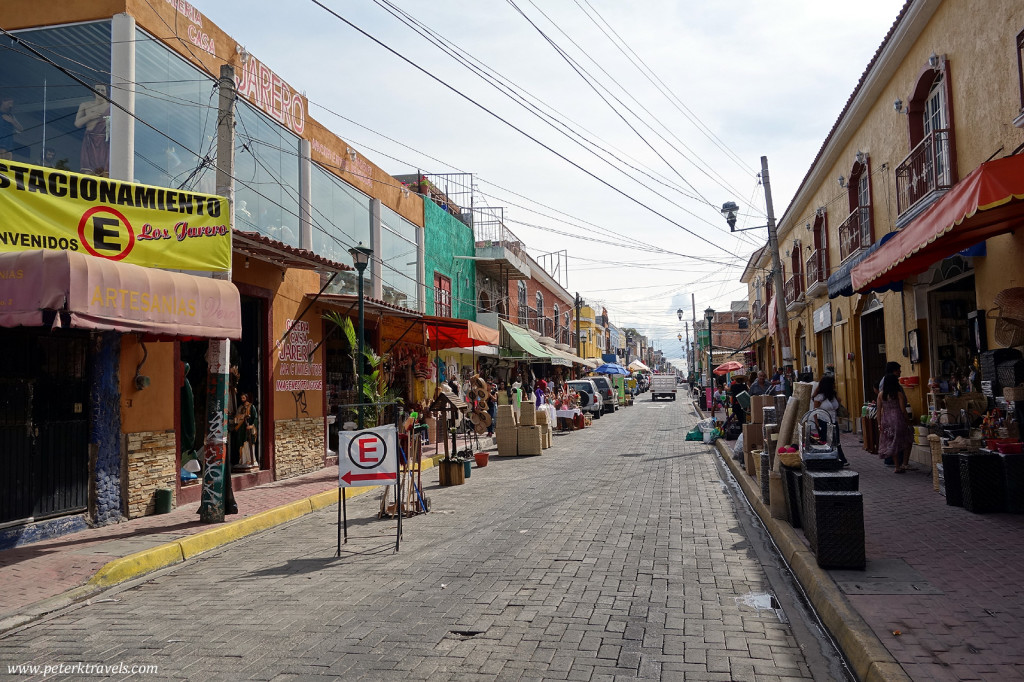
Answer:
[{"left": 649, "top": 374, "right": 677, "bottom": 401}]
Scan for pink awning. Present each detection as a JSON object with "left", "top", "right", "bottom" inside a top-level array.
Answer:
[{"left": 0, "top": 250, "right": 241, "bottom": 339}]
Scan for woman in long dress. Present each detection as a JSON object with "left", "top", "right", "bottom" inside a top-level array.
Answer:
[{"left": 878, "top": 374, "right": 913, "bottom": 473}]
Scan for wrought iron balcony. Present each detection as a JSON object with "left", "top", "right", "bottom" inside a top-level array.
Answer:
[
  {"left": 838, "top": 207, "right": 872, "bottom": 262},
  {"left": 785, "top": 273, "right": 805, "bottom": 311},
  {"left": 896, "top": 128, "right": 952, "bottom": 220},
  {"left": 805, "top": 249, "right": 828, "bottom": 298}
]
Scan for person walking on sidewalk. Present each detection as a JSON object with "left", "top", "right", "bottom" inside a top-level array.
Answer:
[{"left": 878, "top": 373, "right": 913, "bottom": 473}]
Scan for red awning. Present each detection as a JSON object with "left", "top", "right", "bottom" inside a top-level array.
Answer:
[
  {"left": 0, "top": 250, "right": 241, "bottom": 339},
  {"left": 422, "top": 315, "right": 499, "bottom": 350},
  {"left": 852, "top": 155, "right": 1024, "bottom": 292}
]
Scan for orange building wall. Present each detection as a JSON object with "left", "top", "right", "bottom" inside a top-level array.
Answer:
[{"left": 119, "top": 335, "right": 176, "bottom": 433}]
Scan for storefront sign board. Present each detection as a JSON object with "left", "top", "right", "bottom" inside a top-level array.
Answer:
[{"left": 0, "top": 161, "right": 230, "bottom": 271}]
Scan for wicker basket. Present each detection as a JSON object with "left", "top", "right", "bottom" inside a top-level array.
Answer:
[
  {"left": 1004, "top": 385, "right": 1024, "bottom": 402},
  {"left": 959, "top": 452, "right": 1004, "bottom": 513},
  {"left": 517, "top": 425, "right": 542, "bottom": 455},
  {"left": 811, "top": 491, "right": 865, "bottom": 569}
]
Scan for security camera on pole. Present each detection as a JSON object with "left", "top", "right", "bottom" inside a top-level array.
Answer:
[{"left": 721, "top": 156, "right": 792, "bottom": 367}]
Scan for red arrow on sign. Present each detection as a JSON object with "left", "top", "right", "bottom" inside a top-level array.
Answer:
[{"left": 341, "top": 470, "right": 396, "bottom": 485}]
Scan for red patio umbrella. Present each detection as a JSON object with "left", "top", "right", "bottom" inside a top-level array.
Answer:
[{"left": 713, "top": 361, "right": 744, "bottom": 375}]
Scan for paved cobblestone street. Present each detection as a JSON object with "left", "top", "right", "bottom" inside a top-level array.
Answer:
[{"left": 1, "top": 399, "right": 839, "bottom": 680}]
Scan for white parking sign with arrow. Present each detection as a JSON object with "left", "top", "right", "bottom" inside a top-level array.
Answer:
[{"left": 338, "top": 425, "right": 399, "bottom": 487}]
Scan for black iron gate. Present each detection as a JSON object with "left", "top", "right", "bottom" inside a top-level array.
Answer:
[{"left": 0, "top": 330, "right": 90, "bottom": 525}]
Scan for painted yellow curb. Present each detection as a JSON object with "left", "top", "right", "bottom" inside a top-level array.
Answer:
[
  {"left": 712, "top": 437, "right": 910, "bottom": 682},
  {"left": 89, "top": 541, "right": 185, "bottom": 588},
  {"left": 85, "top": 460, "right": 449, "bottom": 591}
]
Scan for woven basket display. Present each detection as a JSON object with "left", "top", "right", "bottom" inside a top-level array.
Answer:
[
  {"left": 801, "top": 470, "right": 860, "bottom": 553},
  {"left": 992, "top": 288, "right": 1024, "bottom": 347},
  {"left": 1004, "top": 386, "right": 1024, "bottom": 401},
  {"left": 777, "top": 449, "right": 802, "bottom": 468},
  {"left": 780, "top": 466, "right": 803, "bottom": 529},
  {"left": 941, "top": 453, "right": 964, "bottom": 507},
  {"left": 517, "top": 425, "right": 542, "bottom": 456},
  {"left": 811, "top": 491, "right": 865, "bottom": 569},
  {"left": 959, "top": 452, "right": 1004, "bottom": 513},
  {"left": 1001, "top": 453, "right": 1024, "bottom": 514}
]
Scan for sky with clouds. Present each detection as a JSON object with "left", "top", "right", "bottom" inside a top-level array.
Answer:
[{"left": 202, "top": 0, "right": 905, "bottom": 370}]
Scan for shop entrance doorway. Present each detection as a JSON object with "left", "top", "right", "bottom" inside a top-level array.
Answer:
[
  {"left": 861, "top": 302, "right": 887, "bottom": 400},
  {"left": 0, "top": 329, "right": 90, "bottom": 525}
]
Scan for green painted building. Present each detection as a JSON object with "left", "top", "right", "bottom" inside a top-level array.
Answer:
[{"left": 423, "top": 199, "right": 476, "bottom": 321}]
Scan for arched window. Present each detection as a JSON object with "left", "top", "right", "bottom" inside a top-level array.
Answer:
[
  {"left": 479, "top": 290, "right": 491, "bottom": 312},
  {"left": 553, "top": 304, "right": 560, "bottom": 339},
  {"left": 535, "top": 291, "right": 544, "bottom": 332},
  {"left": 896, "top": 54, "right": 957, "bottom": 219}
]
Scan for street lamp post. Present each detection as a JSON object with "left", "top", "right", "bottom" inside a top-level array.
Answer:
[
  {"left": 349, "top": 242, "right": 373, "bottom": 429},
  {"left": 705, "top": 307, "right": 715, "bottom": 401},
  {"left": 721, "top": 156, "right": 791, "bottom": 367}
]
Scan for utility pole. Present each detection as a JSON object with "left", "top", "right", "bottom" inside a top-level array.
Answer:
[
  {"left": 761, "top": 156, "right": 792, "bottom": 366},
  {"left": 575, "top": 292, "right": 582, "bottom": 358},
  {"left": 684, "top": 321, "right": 690, "bottom": 374},
  {"left": 199, "top": 64, "right": 236, "bottom": 523}
]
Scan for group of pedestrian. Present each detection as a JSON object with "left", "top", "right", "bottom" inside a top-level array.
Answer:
[{"left": 709, "top": 359, "right": 914, "bottom": 474}]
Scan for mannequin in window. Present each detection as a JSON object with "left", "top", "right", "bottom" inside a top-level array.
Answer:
[
  {"left": 75, "top": 84, "right": 110, "bottom": 176},
  {"left": 0, "top": 94, "right": 24, "bottom": 159}
]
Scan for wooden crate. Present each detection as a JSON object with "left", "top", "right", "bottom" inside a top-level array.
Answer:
[
  {"left": 536, "top": 410, "right": 549, "bottom": 425},
  {"left": 518, "top": 425, "right": 542, "bottom": 455}
]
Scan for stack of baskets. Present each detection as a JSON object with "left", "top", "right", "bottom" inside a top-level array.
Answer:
[
  {"left": 495, "top": 405, "right": 518, "bottom": 456},
  {"left": 536, "top": 409, "right": 552, "bottom": 449}
]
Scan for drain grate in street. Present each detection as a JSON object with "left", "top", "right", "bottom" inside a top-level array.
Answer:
[{"left": 448, "top": 630, "right": 486, "bottom": 638}]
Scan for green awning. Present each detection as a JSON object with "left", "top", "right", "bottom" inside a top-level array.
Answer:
[{"left": 499, "top": 320, "right": 569, "bottom": 366}]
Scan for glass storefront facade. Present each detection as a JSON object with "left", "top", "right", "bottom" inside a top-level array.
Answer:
[
  {"left": 0, "top": 22, "right": 111, "bottom": 172},
  {"left": 381, "top": 206, "right": 419, "bottom": 310},
  {"left": 3, "top": 20, "right": 421, "bottom": 309},
  {"left": 134, "top": 27, "right": 215, "bottom": 192}
]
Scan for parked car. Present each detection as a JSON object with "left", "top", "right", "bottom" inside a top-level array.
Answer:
[
  {"left": 588, "top": 375, "right": 618, "bottom": 413},
  {"left": 567, "top": 379, "right": 603, "bottom": 419}
]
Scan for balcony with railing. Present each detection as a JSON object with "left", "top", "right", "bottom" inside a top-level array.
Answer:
[
  {"left": 805, "top": 249, "right": 828, "bottom": 298},
  {"left": 473, "top": 208, "right": 531, "bottom": 280},
  {"left": 896, "top": 128, "right": 953, "bottom": 224},
  {"left": 784, "top": 273, "right": 805, "bottom": 311},
  {"left": 838, "top": 207, "right": 872, "bottom": 262}
]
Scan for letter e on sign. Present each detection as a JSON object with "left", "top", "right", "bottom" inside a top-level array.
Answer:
[
  {"left": 348, "top": 432, "right": 387, "bottom": 470},
  {"left": 78, "top": 206, "right": 136, "bottom": 261}
]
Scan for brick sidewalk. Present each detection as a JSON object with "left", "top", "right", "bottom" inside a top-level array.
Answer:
[
  {"left": 832, "top": 433, "right": 1024, "bottom": 680},
  {"left": 0, "top": 440, "right": 457, "bottom": 621}
]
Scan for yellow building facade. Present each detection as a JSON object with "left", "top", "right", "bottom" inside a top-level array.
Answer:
[{"left": 746, "top": 0, "right": 1024, "bottom": 416}]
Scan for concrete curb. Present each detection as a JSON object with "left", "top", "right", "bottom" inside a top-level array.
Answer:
[
  {"left": 0, "top": 454, "right": 447, "bottom": 635},
  {"left": 713, "top": 437, "right": 910, "bottom": 682}
]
